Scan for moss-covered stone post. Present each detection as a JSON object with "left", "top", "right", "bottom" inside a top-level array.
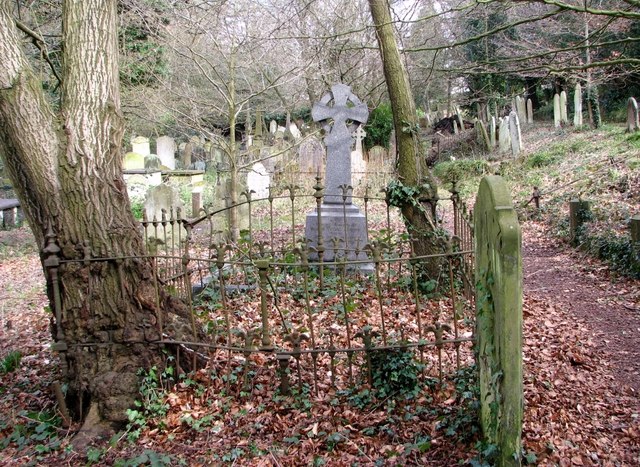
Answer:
[
  {"left": 631, "top": 215, "right": 640, "bottom": 244},
  {"left": 569, "top": 199, "right": 591, "bottom": 246},
  {"left": 475, "top": 176, "right": 523, "bottom": 466}
]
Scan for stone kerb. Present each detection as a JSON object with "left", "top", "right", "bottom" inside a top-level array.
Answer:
[{"left": 474, "top": 175, "right": 523, "bottom": 466}]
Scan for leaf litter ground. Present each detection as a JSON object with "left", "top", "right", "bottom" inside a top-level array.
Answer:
[{"left": 0, "top": 218, "right": 639, "bottom": 465}]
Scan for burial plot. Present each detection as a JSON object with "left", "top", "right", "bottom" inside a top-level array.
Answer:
[{"left": 304, "top": 84, "right": 371, "bottom": 268}]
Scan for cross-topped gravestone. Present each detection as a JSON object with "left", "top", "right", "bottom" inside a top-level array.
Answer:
[{"left": 312, "top": 83, "right": 369, "bottom": 204}]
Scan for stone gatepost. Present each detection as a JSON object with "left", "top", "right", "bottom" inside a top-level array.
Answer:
[
  {"left": 304, "top": 84, "right": 371, "bottom": 268},
  {"left": 474, "top": 175, "right": 523, "bottom": 466}
]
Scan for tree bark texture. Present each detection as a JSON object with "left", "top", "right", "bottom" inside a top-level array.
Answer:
[
  {"left": 0, "top": 0, "right": 179, "bottom": 425},
  {"left": 367, "top": 0, "right": 444, "bottom": 276}
]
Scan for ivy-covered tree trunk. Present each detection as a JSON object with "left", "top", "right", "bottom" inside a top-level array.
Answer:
[
  {"left": 0, "top": 0, "right": 185, "bottom": 432},
  {"left": 367, "top": 0, "right": 444, "bottom": 278}
]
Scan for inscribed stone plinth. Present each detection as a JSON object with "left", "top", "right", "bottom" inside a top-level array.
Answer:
[{"left": 304, "top": 84, "right": 370, "bottom": 268}]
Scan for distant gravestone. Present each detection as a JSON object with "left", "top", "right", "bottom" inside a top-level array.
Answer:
[
  {"left": 526, "top": 99, "right": 533, "bottom": 124},
  {"left": 516, "top": 96, "right": 526, "bottom": 124},
  {"left": 499, "top": 117, "right": 511, "bottom": 153},
  {"left": 490, "top": 116, "right": 497, "bottom": 148},
  {"left": 553, "top": 94, "right": 561, "bottom": 128},
  {"left": 305, "top": 83, "right": 370, "bottom": 266},
  {"left": 156, "top": 136, "right": 176, "bottom": 170},
  {"left": 132, "top": 136, "right": 151, "bottom": 157},
  {"left": 289, "top": 122, "right": 302, "bottom": 140},
  {"left": 367, "top": 145, "right": 387, "bottom": 169},
  {"left": 573, "top": 84, "right": 583, "bottom": 127},
  {"left": 143, "top": 184, "right": 186, "bottom": 241},
  {"left": 144, "top": 184, "right": 182, "bottom": 222},
  {"left": 509, "top": 111, "right": 523, "bottom": 156},
  {"left": 299, "top": 136, "right": 325, "bottom": 173},
  {"left": 269, "top": 120, "right": 278, "bottom": 134},
  {"left": 246, "top": 162, "right": 270, "bottom": 199},
  {"left": 124, "top": 152, "right": 145, "bottom": 170},
  {"left": 627, "top": 97, "right": 639, "bottom": 132},
  {"left": 560, "top": 91, "right": 568, "bottom": 124}
]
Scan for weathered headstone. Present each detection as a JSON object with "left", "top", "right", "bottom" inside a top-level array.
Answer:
[
  {"left": 627, "top": 97, "right": 640, "bottom": 132},
  {"left": 516, "top": 96, "right": 526, "bottom": 124},
  {"left": 498, "top": 117, "right": 511, "bottom": 153},
  {"left": 509, "top": 111, "right": 523, "bottom": 156},
  {"left": 367, "top": 145, "right": 387, "bottom": 169},
  {"left": 144, "top": 184, "right": 183, "bottom": 225},
  {"left": 526, "top": 99, "right": 533, "bottom": 124},
  {"left": 553, "top": 93, "right": 561, "bottom": 128},
  {"left": 489, "top": 116, "right": 497, "bottom": 148},
  {"left": 560, "top": 90, "right": 568, "bottom": 124},
  {"left": 132, "top": 136, "right": 151, "bottom": 157},
  {"left": 269, "top": 120, "right": 278, "bottom": 134},
  {"left": 305, "top": 83, "right": 370, "bottom": 266},
  {"left": 246, "top": 162, "right": 270, "bottom": 199},
  {"left": 124, "top": 152, "right": 145, "bottom": 170},
  {"left": 573, "top": 84, "right": 583, "bottom": 127},
  {"left": 474, "top": 175, "right": 523, "bottom": 466},
  {"left": 156, "top": 136, "right": 176, "bottom": 170},
  {"left": 298, "top": 136, "right": 325, "bottom": 174}
]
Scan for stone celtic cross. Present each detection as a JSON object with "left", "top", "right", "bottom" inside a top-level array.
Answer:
[{"left": 312, "top": 83, "right": 369, "bottom": 204}]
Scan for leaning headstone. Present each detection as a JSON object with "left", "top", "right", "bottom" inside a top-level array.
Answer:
[
  {"left": 289, "top": 122, "right": 302, "bottom": 140},
  {"left": 478, "top": 120, "right": 492, "bottom": 151},
  {"left": 553, "top": 94, "right": 561, "bottom": 128},
  {"left": 509, "top": 111, "right": 523, "bottom": 156},
  {"left": 156, "top": 136, "right": 176, "bottom": 170},
  {"left": 573, "top": 84, "right": 583, "bottom": 127},
  {"left": 305, "top": 83, "right": 370, "bottom": 266},
  {"left": 246, "top": 162, "right": 270, "bottom": 199},
  {"left": 627, "top": 97, "right": 640, "bottom": 132},
  {"left": 499, "top": 117, "right": 511, "bottom": 153},
  {"left": 526, "top": 99, "right": 533, "bottom": 124},
  {"left": 560, "top": 91, "right": 568, "bottom": 124}
]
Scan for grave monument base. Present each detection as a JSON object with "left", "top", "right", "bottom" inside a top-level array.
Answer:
[{"left": 305, "top": 203, "right": 373, "bottom": 273}]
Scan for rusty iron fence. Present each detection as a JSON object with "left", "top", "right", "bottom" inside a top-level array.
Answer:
[{"left": 46, "top": 176, "right": 476, "bottom": 399}]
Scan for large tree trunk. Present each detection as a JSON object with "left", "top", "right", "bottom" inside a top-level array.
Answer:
[
  {"left": 367, "top": 0, "right": 444, "bottom": 278},
  {"left": 0, "top": 0, "right": 182, "bottom": 430}
]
